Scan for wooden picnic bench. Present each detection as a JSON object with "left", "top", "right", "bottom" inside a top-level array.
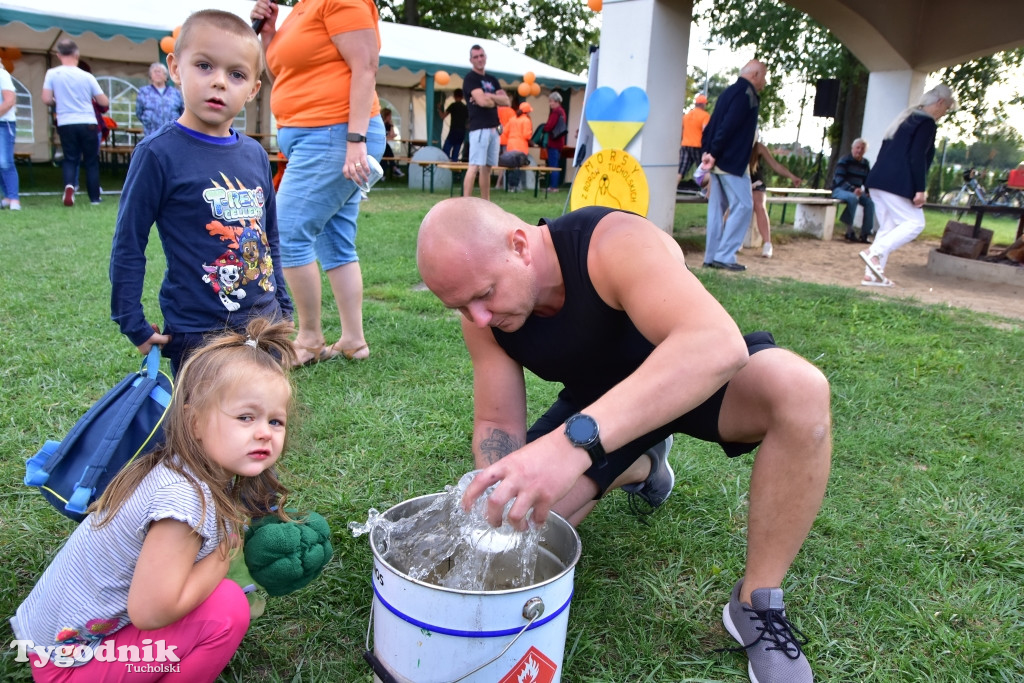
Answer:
[
  {"left": 438, "top": 162, "right": 562, "bottom": 198},
  {"left": 100, "top": 145, "right": 135, "bottom": 173}
]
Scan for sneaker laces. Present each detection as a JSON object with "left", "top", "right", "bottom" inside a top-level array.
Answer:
[
  {"left": 625, "top": 489, "right": 655, "bottom": 523},
  {"left": 722, "top": 606, "right": 809, "bottom": 659}
]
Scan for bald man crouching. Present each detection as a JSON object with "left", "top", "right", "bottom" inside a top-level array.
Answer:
[{"left": 416, "top": 197, "right": 829, "bottom": 683}]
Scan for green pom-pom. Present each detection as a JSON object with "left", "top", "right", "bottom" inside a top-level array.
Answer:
[{"left": 244, "top": 510, "right": 333, "bottom": 597}]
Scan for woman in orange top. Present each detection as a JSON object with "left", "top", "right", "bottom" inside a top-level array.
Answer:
[{"left": 251, "top": 0, "right": 385, "bottom": 366}]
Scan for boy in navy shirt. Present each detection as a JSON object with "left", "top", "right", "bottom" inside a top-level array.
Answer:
[{"left": 110, "top": 10, "right": 291, "bottom": 374}]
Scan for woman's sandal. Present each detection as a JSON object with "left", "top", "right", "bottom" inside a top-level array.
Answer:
[
  {"left": 292, "top": 343, "right": 336, "bottom": 368},
  {"left": 330, "top": 341, "right": 369, "bottom": 361},
  {"left": 861, "top": 275, "right": 894, "bottom": 287},
  {"left": 859, "top": 250, "right": 885, "bottom": 281}
]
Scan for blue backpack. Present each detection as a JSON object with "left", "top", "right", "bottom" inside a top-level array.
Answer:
[{"left": 25, "top": 347, "right": 173, "bottom": 522}]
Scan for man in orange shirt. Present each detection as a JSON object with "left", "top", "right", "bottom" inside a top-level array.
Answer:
[{"left": 677, "top": 94, "right": 710, "bottom": 187}]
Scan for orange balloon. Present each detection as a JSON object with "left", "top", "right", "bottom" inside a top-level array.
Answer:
[
  {"left": 587, "top": 0, "right": 603, "bottom": 10},
  {"left": 7, "top": 47, "right": 21, "bottom": 60},
  {"left": 530, "top": 82, "right": 541, "bottom": 97},
  {"left": 434, "top": 70, "right": 450, "bottom": 86},
  {"left": 517, "top": 82, "right": 531, "bottom": 97},
  {"left": 523, "top": 71, "right": 536, "bottom": 84},
  {"left": 1, "top": 58, "right": 13, "bottom": 73},
  {"left": 159, "top": 36, "right": 176, "bottom": 54},
  {"left": 172, "top": 25, "right": 182, "bottom": 39}
]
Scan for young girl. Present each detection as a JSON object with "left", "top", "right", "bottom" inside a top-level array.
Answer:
[{"left": 11, "top": 317, "right": 297, "bottom": 681}]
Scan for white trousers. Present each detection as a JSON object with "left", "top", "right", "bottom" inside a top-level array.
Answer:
[{"left": 866, "top": 188, "right": 925, "bottom": 275}]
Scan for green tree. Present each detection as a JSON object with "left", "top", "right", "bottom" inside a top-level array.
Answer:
[
  {"left": 687, "top": 67, "right": 733, "bottom": 109},
  {"left": 940, "top": 49, "right": 1024, "bottom": 137},
  {"left": 695, "top": 0, "right": 867, "bottom": 184},
  {"left": 967, "top": 127, "right": 1024, "bottom": 171},
  {"left": 696, "top": 0, "right": 1022, "bottom": 180},
  {"left": 377, "top": 0, "right": 598, "bottom": 75},
  {"left": 274, "top": 0, "right": 597, "bottom": 74}
]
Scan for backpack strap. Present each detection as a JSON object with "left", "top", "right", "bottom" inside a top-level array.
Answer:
[
  {"left": 66, "top": 348, "right": 170, "bottom": 515},
  {"left": 24, "top": 348, "right": 169, "bottom": 508}
]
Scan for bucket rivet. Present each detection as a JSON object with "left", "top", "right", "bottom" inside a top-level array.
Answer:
[{"left": 523, "top": 597, "right": 545, "bottom": 620}]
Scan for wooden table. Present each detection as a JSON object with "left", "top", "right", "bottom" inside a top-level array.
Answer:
[
  {"left": 404, "top": 139, "right": 429, "bottom": 157},
  {"left": 409, "top": 159, "right": 448, "bottom": 192},
  {"left": 114, "top": 127, "right": 143, "bottom": 147}
]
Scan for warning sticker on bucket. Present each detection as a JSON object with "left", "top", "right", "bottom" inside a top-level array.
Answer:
[{"left": 498, "top": 646, "right": 558, "bottom": 683}]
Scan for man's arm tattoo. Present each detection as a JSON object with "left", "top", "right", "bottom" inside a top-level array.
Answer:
[{"left": 479, "top": 429, "right": 522, "bottom": 465}]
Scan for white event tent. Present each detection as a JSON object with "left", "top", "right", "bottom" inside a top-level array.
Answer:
[{"left": 0, "top": 0, "right": 587, "bottom": 161}]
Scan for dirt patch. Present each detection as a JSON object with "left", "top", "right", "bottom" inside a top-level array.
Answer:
[{"left": 684, "top": 234, "right": 1024, "bottom": 323}]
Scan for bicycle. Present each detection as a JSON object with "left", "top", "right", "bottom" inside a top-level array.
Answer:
[
  {"left": 940, "top": 168, "right": 988, "bottom": 219},
  {"left": 988, "top": 176, "right": 1024, "bottom": 208}
]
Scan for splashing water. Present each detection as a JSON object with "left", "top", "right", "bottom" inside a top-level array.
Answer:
[{"left": 349, "top": 472, "right": 545, "bottom": 591}]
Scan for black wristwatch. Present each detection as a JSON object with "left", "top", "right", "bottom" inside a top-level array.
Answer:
[
  {"left": 346, "top": 132, "right": 367, "bottom": 143},
  {"left": 564, "top": 413, "right": 607, "bottom": 468}
]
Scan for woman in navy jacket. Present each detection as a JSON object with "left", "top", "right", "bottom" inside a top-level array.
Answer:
[{"left": 860, "top": 84, "right": 956, "bottom": 286}]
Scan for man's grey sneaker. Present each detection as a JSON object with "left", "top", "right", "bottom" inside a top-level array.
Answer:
[
  {"left": 622, "top": 435, "right": 674, "bottom": 513},
  {"left": 723, "top": 580, "right": 812, "bottom": 683}
]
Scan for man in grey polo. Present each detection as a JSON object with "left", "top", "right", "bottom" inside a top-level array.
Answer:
[{"left": 462, "top": 44, "right": 509, "bottom": 201}]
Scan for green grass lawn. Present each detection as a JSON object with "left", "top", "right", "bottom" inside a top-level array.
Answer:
[{"left": 1, "top": 183, "right": 1022, "bottom": 682}]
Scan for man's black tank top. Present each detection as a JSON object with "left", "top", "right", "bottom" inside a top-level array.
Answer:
[{"left": 492, "top": 206, "right": 655, "bottom": 407}]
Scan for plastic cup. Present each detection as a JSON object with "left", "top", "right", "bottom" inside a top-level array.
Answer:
[{"left": 356, "top": 156, "right": 384, "bottom": 198}]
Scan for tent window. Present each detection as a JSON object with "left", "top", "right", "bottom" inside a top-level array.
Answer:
[
  {"left": 96, "top": 76, "right": 139, "bottom": 145},
  {"left": 10, "top": 76, "right": 33, "bottom": 144}
]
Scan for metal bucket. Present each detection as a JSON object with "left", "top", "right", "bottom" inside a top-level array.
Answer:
[{"left": 365, "top": 493, "right": 581, "bottom": 683}]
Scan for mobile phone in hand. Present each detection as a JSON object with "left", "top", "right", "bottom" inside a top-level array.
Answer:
[{"left": 252, "top": 2, "right": 275, "bottom": 33}]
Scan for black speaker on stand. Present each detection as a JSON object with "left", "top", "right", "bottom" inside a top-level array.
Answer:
[
  {"left": 813, "top": 79, "right": 840, "bottom": 118},
  {"left": 811, "top": 78, "right": 840, "bottom": 188}
]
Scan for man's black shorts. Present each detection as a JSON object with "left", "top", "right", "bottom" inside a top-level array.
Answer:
[{"left": 526, "top": 331, "right": 777, "bottom": 495}]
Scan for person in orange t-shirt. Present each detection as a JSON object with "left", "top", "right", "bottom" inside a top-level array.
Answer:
[
  {"left": 678, "top": 94, "right": 710, "bottom": 185},
  {"left": 494, "top": 104, "right": 516, "bottom": 188},
  {"left": 500, "top": 102, "right": 533, "bottom": 192},
  {"left": 251, "top": 0, "right": 385, "bottom": 367}
]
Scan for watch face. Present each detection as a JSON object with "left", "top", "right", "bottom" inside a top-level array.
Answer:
[{"left": 566, "top": 414, "right": 599, "bottom": 446}]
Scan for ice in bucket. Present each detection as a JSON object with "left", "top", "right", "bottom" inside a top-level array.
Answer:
[{"left": 350, "top": 471, "right": 545, "bottom": 591}]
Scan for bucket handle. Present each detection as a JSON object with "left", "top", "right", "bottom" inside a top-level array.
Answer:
[{"left": 364, "top": 597, "right": 546, "bottom": 683}]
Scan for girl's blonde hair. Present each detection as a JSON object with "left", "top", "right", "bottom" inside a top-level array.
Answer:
[{"left": 91, "top": 317, "right": 298, "bottom": 547}]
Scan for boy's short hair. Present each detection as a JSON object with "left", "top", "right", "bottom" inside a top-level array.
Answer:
[{"left": 175, "top": 9, "right": 264, "bottom": 75}]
